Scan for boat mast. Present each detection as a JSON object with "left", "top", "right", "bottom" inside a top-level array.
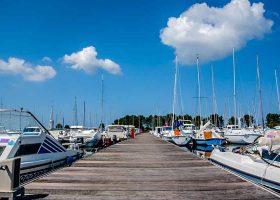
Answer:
[
  {"left": 211, "top": 65, "right": 217, "bottom": 126},
  {"left": 256, "top": 55, "right": 264, "bottom": 129},
  {"left": 101, "top": 74, "right": 104, "bottom": 130},
  {"left": 232, "top": 48, "right": 237, "bottom": 126},
  {"left": 172, "top": 56, "right": 178, "bottom": 130},
  {"left": 275, "top": 68, "right": 280, "bottom": 113},
  {"left": 196, "top": 55, "right": 202, "bottom": 128},
  {"left": 49, "top": 105, "right": 54, "bottom": 130},
  {"left": 83, "top": 101, "right": 86, "bottom": 127},
  {"left": 73, "top": 96, "right": 78, "bottom": 126}
]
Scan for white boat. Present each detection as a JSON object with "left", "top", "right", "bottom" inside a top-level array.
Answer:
[
  {"left": 224, "top": 125, "right": 262, "bottom": 144},
  {"left": 211, "top": 129, "right": 280, "bottom": 191},
  {"left": 83, "top": 128, "right": 102, "bottom": 147},
  {"left": 210, "top": 148, "right": 280, "bottom": 191},
  {"left": 0, "top": 109, "right": 82, "bottom": 185},
  {"left": 103, "top": 125, "right": 128, "bottom": 142},
  {"left": 160, "top": 126, "right": 173, "bottom": 142},
  {"left": 69, "top": 126, "right": 101, "bottom": 145},
  {"left": 171, "top": 134, "right": 192, "bottom": 146},
  {"left": 153, "top": 126, "right": 163, "bottom": 137}
]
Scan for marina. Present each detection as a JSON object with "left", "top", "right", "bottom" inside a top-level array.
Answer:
[
  {"left": 1, "top": 0, "right": 280, "bottom": 199},
  {"left": 19, "top": 133, "right": 278, "bottom": 199}
]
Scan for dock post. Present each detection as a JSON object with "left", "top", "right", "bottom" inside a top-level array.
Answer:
[{"left": 0, "top": 157, "right": 25, "bottom": 200}]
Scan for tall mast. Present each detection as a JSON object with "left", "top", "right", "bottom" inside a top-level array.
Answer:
[
  {"left": 73, "top": 96, "right": 78, "bottom": 125},
  {"left": 49, "top": 105, "right": 54, "bottom": 130},
  {"left": 101, "top": 74, "right": 104, "bottom": 130},
  {"left": 256, "top": 55, "right": 264, "bottom": 129},
  {"left": 275, "top": 68, "right": 280, "bottom": 113},
  {"left": 83, "top": 101, "right": 86, "bottom": 127},
  {"left": 233, "top": 48, "right": 237, "bottom": 126},
  {"left": 172, "top": 56, "right": 178, "bottom": 130},
  {"left": 211, "top": 65, "right": 217, "bottom": 126},
  {"left": 197, "top": 55, "right": 202, "bottom": 127}
]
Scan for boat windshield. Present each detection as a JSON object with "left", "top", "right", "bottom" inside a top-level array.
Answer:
[
  {"left": 0, "top": 110, "right": 44, "bottom": 134},
  {"left": 108, "top": 126, "right": 124, "bottom": 132}
]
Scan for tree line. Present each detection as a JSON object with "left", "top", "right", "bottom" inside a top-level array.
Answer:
[{"left": 110, "top": 113, "right": 280, "bottom": 131}]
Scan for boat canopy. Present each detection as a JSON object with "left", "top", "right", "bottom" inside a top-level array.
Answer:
[{"left": 0, "top": 109, "right": 46, "bottom": 135}]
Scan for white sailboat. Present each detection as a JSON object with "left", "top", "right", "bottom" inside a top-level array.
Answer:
[
  {"left": 164, "top": 56, "right": 191, "bottom": 146},
  {"left": 192, "top": 56, "right": 225, "bottom": 146},
  {"left": 0, "top": 109, "right": 82, "bottom": 185},
  {"left": 224, "top": 49, "right": 262, "bottom": 144}
]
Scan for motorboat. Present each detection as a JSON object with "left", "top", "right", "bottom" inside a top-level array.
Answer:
[
  {"left": 192, "top": 121, "right": 225, "bottom": 146},
  {"left": 69, "top": 126, "right": 101, "bottom": 145},
  {"left": 103, "top": 125, "right": 128, "bottom": 142},
  {"left": 160, "top": 126, "right": 173, "bottom": 142},
  {"left": 84, "top": 128, "right": 102, "bottom": 148},
  {"left": 210, "top": 130, "right": 280, "bottom": 191},
  {"left": 224, "top": 125, "right": 262, "bottom": 144},
  {"left": 0, "top": 109, "right": 82, "bottom": 185}
]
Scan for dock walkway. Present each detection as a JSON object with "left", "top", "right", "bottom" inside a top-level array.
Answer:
[{"left": 25, "top": 133, "right": 277, "bottom": 199}]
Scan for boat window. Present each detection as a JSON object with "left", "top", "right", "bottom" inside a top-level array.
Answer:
[
  {"left": 108, "top": 126, "right": 124, "bottom": 132},
  {"left": 15, "top": 143, "right": 41, "bottom": 156},
  {"left": 0, "top": 146, "right": 5, "bottom": 156}
]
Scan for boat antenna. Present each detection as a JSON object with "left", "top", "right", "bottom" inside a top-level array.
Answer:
[
  {"left": 196, "top": 55, "right": 203, "bottom": 128},
  {"left": 233, "top": 48, "right": 237, "bottom": 126},
  {"left": 172, "top": 56, "right": 178, "bottom": 130},
  {"left": 275, "top": 68, "right": 280, "bottom": 113},
  {"left": 256, "top": 55, "right": 264, "bottom": 129}
]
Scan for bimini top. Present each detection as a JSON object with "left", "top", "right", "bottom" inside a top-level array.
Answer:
[{"left": 0, "top": 109, "right": 49, "bottom": 135}]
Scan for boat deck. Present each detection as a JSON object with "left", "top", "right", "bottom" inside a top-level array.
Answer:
[{"left": 25, "top": 133, "right": 278, "bottom": 199}]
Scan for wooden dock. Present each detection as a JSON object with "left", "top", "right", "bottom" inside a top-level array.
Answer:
[{"left": 24, "top": 133, "right": 278, "bottom": 199}]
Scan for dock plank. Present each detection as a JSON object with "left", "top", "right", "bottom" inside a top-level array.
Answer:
[{"left": 25, "top": 133, "right": 278, "bottom": 199}]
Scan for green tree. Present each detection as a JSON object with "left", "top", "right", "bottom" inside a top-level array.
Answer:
[
  {"left": 242, "top": 114, "right": 254, "bottom": 127},
  {"left": 228, "top": 116, "right": 236, "bottom": 125},
  {"left": 266, "top": 113, "right": 280, "bottom": 128}
]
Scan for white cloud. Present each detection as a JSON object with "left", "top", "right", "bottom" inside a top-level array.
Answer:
[
  {"left": 63, "top": 46, "right": 121, "bottom": 75},
  {"left": 0, "top": 57, "right": 56, "bottom": 82},
  {"left": 160, "top": 0, "right": 273, "bottom": 65},
  {"left": 42, "top": 56, "right": 52, "bottom": 63}
]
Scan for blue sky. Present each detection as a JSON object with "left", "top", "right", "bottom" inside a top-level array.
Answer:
[{"left": 0, "top": 0, "right": 279, "bottom": 126}]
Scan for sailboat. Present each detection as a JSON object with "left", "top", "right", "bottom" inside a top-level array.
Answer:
[
  {"left": 0, "top": 109, "right": 82, "bottom": 185},
  {"left": 224, "top": 49, "right": 262, "bottom": 144},
  {"left": 191, "top": 56, "right": 225, "bottom": 146},
  {"left": 161, "top": 56, "right": 192, "bottom": 146}
]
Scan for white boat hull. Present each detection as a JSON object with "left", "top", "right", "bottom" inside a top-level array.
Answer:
[
  {"left": 172, "top": 136, "right": 191, "bottom": 146},
  {"left": 225, "top": 134, "right": 260, "bottom": 144},
  {"left": 210, "top": 149, "right": 280, "bottom": 191}
]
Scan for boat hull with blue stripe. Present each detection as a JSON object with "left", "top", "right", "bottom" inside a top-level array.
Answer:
[
  {"left": 193, "top": 138, "right": 225, "bottom": 146},
  {"left": 0, "top": 109, "right": 82, "bottom": 186}
]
